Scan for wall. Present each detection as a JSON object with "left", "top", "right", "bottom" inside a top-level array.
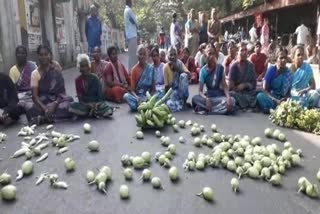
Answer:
[{"left": 0, "top": 0, "right": 21, "bottom": 73}]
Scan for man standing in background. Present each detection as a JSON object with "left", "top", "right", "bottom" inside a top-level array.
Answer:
[
  {"left": 170, "top": 12, "right": 181, "bottom": 50},
  {"left": 85, "top": 5, "right": 102, "bottom": 56},
  {"left": 294, "top": 21, "right": 309, "bottom": 47},
  {"left": 124, "top": 0, "right": 138, "bottom": 73}
]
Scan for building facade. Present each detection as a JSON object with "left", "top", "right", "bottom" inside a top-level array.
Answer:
[{"left": 0, "top": 0, "right": 124, "bottom": 73}]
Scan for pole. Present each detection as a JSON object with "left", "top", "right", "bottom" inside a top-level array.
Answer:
[{"left": 275, "top": 13, "right": 278, "bottom": 40}]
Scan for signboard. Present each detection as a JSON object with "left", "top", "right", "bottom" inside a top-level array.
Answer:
[{"left": 25, "top": 0, "right": 42, "bottom": 51}]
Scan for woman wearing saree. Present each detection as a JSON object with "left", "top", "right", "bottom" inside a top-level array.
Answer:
[
  {"left": 192, "top": 44, "right": 235, "bottom": 115},
  {"left": 0, "top": 73, "right": 22, "bottom": 126},
  {"left": 290, "top": 46, "right": 320, "bottom": 108},
  {"left": 257, "top": 48, "right": 292, "bottom": 113},
  {"left": 151, "top": 47, "right": 165, "bottom": 98},
  {"left": 91, "top": 46, "right": 108, "bottom": 92},
  {"left": 9, "top": 45, "right": 37, "bottom": 106},
  {"left": 229, "top": 42, "right": 257, "bottom": 111},
  {"left": 123, "top": 46, "right": 155, "bottom": 112},
  {"left": 181, "top": 47, "right": 198, "bottom": 84},
  {"left": 185, "top": 9, "right": 199, "bottom": 57},
  {"left": 9, "top": 45, "right": 37, "bottom": 93},
  {"left": 69, "top": 54, "right": 113, "bottom": 118},
  {"left": 24, "top": 45, "right": 73, "bottom": 125},
  {"left": 104, "top": 46, "right": 130, "bottom": 103},
  {"left": 163, "top": 46, "right": 190, "bottom": 112}
]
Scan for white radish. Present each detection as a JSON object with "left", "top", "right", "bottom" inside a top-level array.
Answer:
[
  {"left": 16, "top": 170, "right": 23, "bottom": 181},
  {"left": 197, "top": 187, "right": 214, "bottom": 201},
  {"left": 88, "top": 140, "right": 99, "bottom": 152},
  {"left": 136, "top": 131, "right": 144, "bottom": 139},
  {"left": 46, "top": 124, "right": 53, "bottom": 130},
  {"left": 49, "top": 174, "right": 59, "bottom": 185},
  {"left": 100, "top": 166, "right": 112, "bottom": 181},
  {"left": 53, "top": 181, "right": 68, "bottom": 189},
  {"left": 51, "top": 130, "right": 62, "bottom": 138},
  {"left": 211, "top": 124, "right": 217, "bottom": 132},
  {"left": 83, "top": 123, "right": 91, "bottom": 133},
  {"left": 64, "top": 157, "right": 75, "bottom": 171},
  {"left": 141, "top": 169, "right": 151, "bottom": 181},
  {"left": 269, "top": 174, "right": 282, "bottom": 186},
  {"left": 123, "top": 168, "right": 133, "bottom": 180},
  {"left": 86, "top": 170, "right": 95, "bottom": 183},
  {"left": 179, "top": 136, "right": 186, "bottom": 144},
  {"left": 317, "top": 169, "right": 320, "bottom": 182},
  {"left": 11, "top": 147, "right": 30, "bottom": 158},
  {"left": 1, "top": 185, "right": 17, "bottom": 201},
  {"left": 0, "top": 172, "right": 11, "bottom": 185},
  {"left": 22, "top": 161, "right": 33, "bottom": 175},
  {"left": 132, "top": 156, "right": 145, "bottom": 169},
  {"left": 168, "top": 166, "right": 179, "bottom": 181},
  {"left": 56, "top": 147, "right": 68, "bottom": 155},
  {"left": 119, "top": 185, "right": 129, "bottom": 199},
  {"left": 141, "top": 151, "right": 151, "bottom": 163},
  {"left": 231, "top": 178, "right": 240, "bottom": 193},
  {"left": 155, "top": 130, "right": 161, "bottom": 137},
  {"left": 35, "top": 173, "right": 47, "bottom": 185},
  {"left": 33, "top": 147, "right": 41, "bottom": 156},
  {"left": 36, "top": 153, "right": 48, "bottom": 163},
  {"left": 305, "top": 184, "right": 319, "bottom": 198},
  {"left": 167, "top": 144, "right": 176, "bottom": 155},
  {"left": 151, "top": 177, "right": 163, "bottom": 189}
]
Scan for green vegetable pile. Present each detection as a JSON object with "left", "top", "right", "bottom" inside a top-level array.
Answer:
[
  {"left": 269, "top": 101, "right": 320, "bottom": 135},
  {"left": 135, "top": 89, "right": 172, "bottom": 129}
]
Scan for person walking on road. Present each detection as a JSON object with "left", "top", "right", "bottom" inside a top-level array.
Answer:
[
  {"left": 294, "top": 21, "right": 309, "bottom": 47},
  {"left": 170, "top": 12, "right": 182, "bottom": 51},
  {"left": 85, "top": 5, "right": 102, "bottom": 56},
  {"left": 124, "top": 0, "right": 138, "bottom": 73},
  {"left": 260, "top": 18, "right": 269, "bottom": 54}
]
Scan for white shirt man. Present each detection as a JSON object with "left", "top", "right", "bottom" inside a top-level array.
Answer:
[
  {"left": 249, "top": 26, "right": 258, "bottom": 43},
  {"left": 295, "top": 24, "right": 309, "bottom": 46}
]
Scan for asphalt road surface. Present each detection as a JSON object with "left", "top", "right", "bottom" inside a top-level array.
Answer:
[{"left": 1, "top": 54, "right": 320, "bottom": 214}]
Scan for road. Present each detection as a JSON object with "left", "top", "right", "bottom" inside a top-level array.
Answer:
[{"left": 1, "top": 54, "right": 320, "bottom": 214}]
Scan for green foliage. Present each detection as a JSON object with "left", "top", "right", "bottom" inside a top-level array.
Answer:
[{"left": 96, "top": 0, "right": 265, "bottom": 37}]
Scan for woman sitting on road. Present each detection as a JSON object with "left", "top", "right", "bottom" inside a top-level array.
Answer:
[
  {"left": 24, "top": 45, "right": 73, "bottom": 125},
  {"left": 123, "top": 45, "right": 155, "bottom": 112},
  {"left": 104, "top": 46, "right": 130, "bottom": 103},
  {"left": 151, "top": 47, "right": 165, "bottom": 98},
  {"left": 9, "top": 45, "right": 37, "bottom": 112},
  {"left": 91, "top": 47, "right": 108, "bottom": 92},
  {"left": 192, "top": 44, "right": 235, "bottom": 114},
  {"left": 256, "top": 48, "right": 292, "bottom": 113},
  {"left": 163, "top": 46, "right": 190, "bottom": 112},
  {"left": 9, "top": 45, "right": 37, "bottom": 95},
  {"left": 223, "top": 40, "right": 237, "bottom": 77},
  {"left": 249, "top": 41, "right": 268, "bottom": 82},
  {"left": 69, "top": 54, "right": 113, "bottom": 118},
  {"left": 290, "top": 45, "right": 320, "bottom": 108},
  {"left": 228, "top": 42, "right": 257, "bottom": 111},
  {"left": 0, "top": 73, "right": 22, "bottom": 126},
  {"left": 181, "top": 47, "right": 198, "bottom": 84},
  {"left": 195, "top": 43, "right": 206, "bottom": 68}
]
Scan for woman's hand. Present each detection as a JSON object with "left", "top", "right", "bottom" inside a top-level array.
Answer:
[
  {"left": 205, "top": 97, "right": 212, "bottom": 112},
  {"left": 226, "top": 96, "right": 232, "bottom": 111}
]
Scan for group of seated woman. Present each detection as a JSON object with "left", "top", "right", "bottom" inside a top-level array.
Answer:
[
  {"left": 1, "top": 42, "right": 319, "bottom": 127},
  {"left": 0, "top": 44, "right": 130, "bottom": 126}
]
